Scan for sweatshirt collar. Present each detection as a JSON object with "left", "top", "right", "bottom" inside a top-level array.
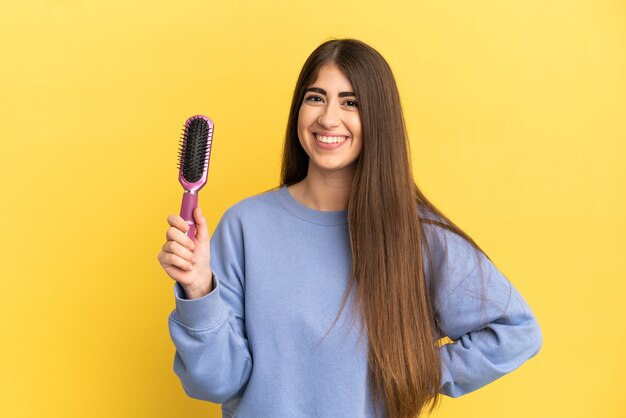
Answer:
[{"left": 274, "top": 185, "right": 349, "bottom": 226}]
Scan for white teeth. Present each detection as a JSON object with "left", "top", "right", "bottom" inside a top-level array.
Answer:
[{"left": 315, "top": 134, "right": 348, "bottom": 144}]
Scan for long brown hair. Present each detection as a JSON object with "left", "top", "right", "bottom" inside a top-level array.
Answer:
[{"left": 280, "top": 39, "right": 488, "bottom": 418}]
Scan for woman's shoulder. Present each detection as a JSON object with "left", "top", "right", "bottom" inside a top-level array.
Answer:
[
  {"left": 416, "top": 204, "right": 490, "bottom": 297},
  {"left": 417, "top": 202, "right": 469, "bottom": 246},
  {"left": 219, "top": 187, "right": 284, "bottom": 223}
]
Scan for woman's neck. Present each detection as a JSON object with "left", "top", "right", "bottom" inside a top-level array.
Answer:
[{"left": 287, "top": 167, "right": 354, "bottom": 211}]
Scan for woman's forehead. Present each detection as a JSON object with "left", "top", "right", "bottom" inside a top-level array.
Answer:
[{"left": 306, "top": 63, "right": 354, "bottom": 92}]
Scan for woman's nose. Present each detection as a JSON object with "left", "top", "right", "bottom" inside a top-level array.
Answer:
[{"left": 317, "top": 103, "right": 340, "bottom": 128}]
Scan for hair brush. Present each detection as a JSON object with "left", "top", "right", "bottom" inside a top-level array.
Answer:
[{"left": 177, "top": 115, "right": 214, "bottom": 239}]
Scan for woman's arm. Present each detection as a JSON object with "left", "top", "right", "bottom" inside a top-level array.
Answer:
[
  {"left": 168, "top": 208, "right": 253, "bottom": 403},
  {"left": 427, "top": 225, "right": 543, "bottom": 397}
]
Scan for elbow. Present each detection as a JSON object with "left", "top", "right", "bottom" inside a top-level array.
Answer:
[
  {"left": 180, "top": 378, "right": 232, "bottom": 404},
  {"left": 511, "top": 314, "right": 542, "bottom": 363},
  {"left": 174, "top": 355, "right": 251, "bottom": 404},
  {"left": 495, "top": 314, "right": 543, "bottom": 372},
  {"left": 527, "top": 316, "right": 543, "bottom": 358},
  {"left": 177, "top": 367, "right": 238, "bottom": 404},
  {"left": 180, "top": 380, "right": 216, "bottom": 403}
]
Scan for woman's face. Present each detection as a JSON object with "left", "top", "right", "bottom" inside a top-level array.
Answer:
[{"left": 297, "top": 63, "right": 363, "bottom": 177}]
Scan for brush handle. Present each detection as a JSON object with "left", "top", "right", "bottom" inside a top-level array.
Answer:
[{"left": 180, "top": 191, "right": 198, "bottom": 239}]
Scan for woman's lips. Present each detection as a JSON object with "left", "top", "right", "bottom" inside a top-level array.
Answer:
[{"left": 314, "top": 133, "right": 350, "bottom": 150}]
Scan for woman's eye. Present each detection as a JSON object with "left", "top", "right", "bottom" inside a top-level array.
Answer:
[
  {"left": 344, "top": 100, "right": 359, "bottom": 108},
  {"left": 305, "top": 95, "right": 323, "bottom": 103}
]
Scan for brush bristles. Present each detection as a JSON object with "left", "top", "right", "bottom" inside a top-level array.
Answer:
[{"left": 177, "top": 118, "right": 212, "bottom": 183}]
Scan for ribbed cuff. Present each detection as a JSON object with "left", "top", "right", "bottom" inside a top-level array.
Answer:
[{"left": 171, "top": 272, "right": 224, "bottom": 330}]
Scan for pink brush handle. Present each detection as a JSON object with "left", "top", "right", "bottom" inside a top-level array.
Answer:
[{"left": 180, "top": 192, "right": 198, "bottom": 239}]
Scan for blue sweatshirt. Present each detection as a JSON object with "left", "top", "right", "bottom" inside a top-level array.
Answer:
[{"left": 168, "top": 186, "right": 542, "bottom": 417}]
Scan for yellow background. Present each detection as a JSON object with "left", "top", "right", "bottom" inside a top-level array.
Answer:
[{"left": 1, "top": 0, "right": 624, "bottom": 417}]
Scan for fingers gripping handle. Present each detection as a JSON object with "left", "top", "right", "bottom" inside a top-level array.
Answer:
[{"left": 180, "top": 192, "right": 199, "bottom": 239}]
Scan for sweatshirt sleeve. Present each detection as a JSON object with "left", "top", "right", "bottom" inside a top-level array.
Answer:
[
  {"left": 425, "top": 224, "right": 543, "bottom": 398},
  {"left": 168, "top": 208, "right": 252, "bottom": 404}
]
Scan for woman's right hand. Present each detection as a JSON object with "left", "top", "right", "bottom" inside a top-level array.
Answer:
[{"left": 157, "top": 207, "right": 214, "bottom": 299}]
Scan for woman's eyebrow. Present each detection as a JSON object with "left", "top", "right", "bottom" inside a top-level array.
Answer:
[{"left": 304, "top": 87, "right": 356, "bottom": 97}]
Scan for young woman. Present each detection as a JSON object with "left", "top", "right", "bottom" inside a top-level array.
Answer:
[{"left": 158, "top": 39, "right": 542, "bottom": 418}]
